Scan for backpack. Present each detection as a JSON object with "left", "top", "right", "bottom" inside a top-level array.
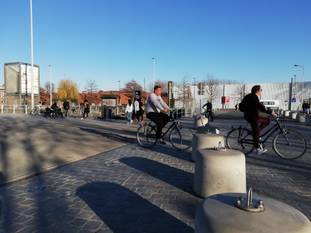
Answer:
[{"left": 239, "top": 100, "right": 246, "bottom": 112}]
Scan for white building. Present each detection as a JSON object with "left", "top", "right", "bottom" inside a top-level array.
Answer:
[{"left": 173, "top": 81, "right": 311, "bottom": 113}]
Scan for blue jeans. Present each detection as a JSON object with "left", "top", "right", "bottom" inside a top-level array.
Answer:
[{"left": 127, "top": 112, "right": 132, "bottom": 123}]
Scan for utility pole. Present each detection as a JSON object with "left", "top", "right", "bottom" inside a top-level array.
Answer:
[
  {"left": 30, "top": 0, "right": 35, "bottom": 110},
  {"left": 48, "top": 65, "right": 52, "bottom": 106},
  {"left": 152, "top": 57, "right": 156, "bottom": 88}
]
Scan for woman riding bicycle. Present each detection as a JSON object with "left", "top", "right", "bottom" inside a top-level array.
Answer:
[{"left": 145, "top": 85, "right": 170, "bottom": 143}]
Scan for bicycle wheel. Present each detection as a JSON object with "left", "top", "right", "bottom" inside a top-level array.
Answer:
[
  {"left": 137, "top": 123, "right": 158, "bottom": 148},
  {"left": 170, "top": 124, "right": 194, "bottom": 151},
  {"left": 226, "top": 128, "right": 254, "bottom": 154},
  {"left": 273, "top": 129, "right": 307, "bottom": 160}
]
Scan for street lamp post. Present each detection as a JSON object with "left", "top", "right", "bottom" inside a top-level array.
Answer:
[
  {"left": 152, "top": 57, "right": 156, "bottom": 88},
  {"left": 30, "top": 0, "right": 35, "bottom": 110},
  {"left": 294, "top": 64, "right": 305, "bottom": 104},
  {"left": 193, "top": 77, "right": 196, "bottom": 114},
  {"left": 48, "top": 65, "right": 52, "bottom": 106}
]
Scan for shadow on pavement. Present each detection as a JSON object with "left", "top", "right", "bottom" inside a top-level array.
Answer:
[
  {"left": 76, "top": 182, "right": 194, "bottom": 233},
  {"left": 146, "top": 145, "right": 192, "bottom": 162},
  {"left": 120, "top": 157, "right": 193, "bottom": 194},
  {"left": 79, "top": 127, "right": 136, "bottom": 143},
  {"left": 246, "top": 155, "right": 311, "bottom": 174}
]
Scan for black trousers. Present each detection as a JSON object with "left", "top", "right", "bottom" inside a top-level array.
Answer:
[
  {"left": 245, "top": 116, "right": 270, "bottom": 148},
  {"left": 147, "top": 112, "right": 170, "bottom": 138}
]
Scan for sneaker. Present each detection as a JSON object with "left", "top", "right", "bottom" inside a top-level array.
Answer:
[{"left": 256, "top": 147, "right": 268, "bottom": 155}]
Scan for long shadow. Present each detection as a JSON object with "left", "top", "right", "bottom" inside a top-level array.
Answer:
[
  {"left": 77, "top": 182, "right": 193, "bottom": 233},
  {"left": 0, "top": 116, "right": 75, "bottom": 232},
  {"left": 147, "top": 145, "right": 193, "bottom": 162},
  {"left": 79, "top": 127, "right": 136, "bottom": 143},
  {"left": 120, "top": 157, "right": 193, "bottom": 194},
  {"left": 246, "top": 156, "right": 311, "bottom": 174}
]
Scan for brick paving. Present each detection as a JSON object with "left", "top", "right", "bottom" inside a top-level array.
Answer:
[{"left": 0, "top": 116, "right": 310, "bottom": 233}]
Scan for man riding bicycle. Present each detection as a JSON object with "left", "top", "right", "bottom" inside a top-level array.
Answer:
[
  {"left": 146, "top": 85, "right": 170, "bottom": 143},
  {"left": 239, "top": 85, "right": 277, "bottom": 154}
]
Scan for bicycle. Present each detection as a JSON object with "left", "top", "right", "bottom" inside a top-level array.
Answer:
[
  {"left": 137, "top": 115, "right": 194, "bottom": 150},
  {"left": 226, "top": 117, "right": 307, "bottom": 160}
]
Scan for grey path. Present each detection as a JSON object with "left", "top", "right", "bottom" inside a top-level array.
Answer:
[
  {"left": 0, "top": 115, "right": 310, "bottom": 232},
  {"left": 0, "top": 115, "right": 125, "bottom": 185}
]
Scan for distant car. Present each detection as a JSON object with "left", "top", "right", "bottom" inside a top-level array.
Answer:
[{"left": 260, "top": 100, "right": 279, "bottom": 111}]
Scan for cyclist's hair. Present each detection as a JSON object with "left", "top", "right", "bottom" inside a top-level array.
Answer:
[
  {"left": 251, "top": 85, "right": 261, "bottom": 94},
  {"left": 154, "top": 85, "right": 161, "bottom": 92}
]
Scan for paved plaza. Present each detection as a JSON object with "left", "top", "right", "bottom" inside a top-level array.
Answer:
[{"left": 0, "top": 115, "right": 310, "bottom": 233}]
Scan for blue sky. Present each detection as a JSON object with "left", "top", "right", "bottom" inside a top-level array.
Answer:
[{"left": 0, "top": 0, "right": 310, "bottom": 90}]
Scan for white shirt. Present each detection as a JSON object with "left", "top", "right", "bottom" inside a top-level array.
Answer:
[
  {"left": 146, "top": 93, "right": 169, "bottom": 113},
  {"left": 134, "top": 100, "right": 140, "bottom": 113},
  {"left": 125, "top": 104, "right": 133, "bottom": 113}
]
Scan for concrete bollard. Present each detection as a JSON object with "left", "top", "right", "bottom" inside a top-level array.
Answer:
[
  {"left": 191, "top": 134, "right": 225, "bottom": 162},
  {"left": 196, "top": 125, "right": 220, "bottom": 135},
  {"left": 0, "top": 105, "right": 3, "bottom": 114},
  {"left": 195, "top": 192, "right": 311, "bottom": 233},
  {"left": 193, "top": 149, "right": 246, "bottom": 197},
  {"left": 13, "top": 105, "right": 16, "bottom": 114},
  {"left": 291, "top": 112, "right": 297, "bottom": 120},
  {"left": 25, "top": 105, "right": 28, "bottom": 115},
  {"left": 306, "top": 116, "right": 311, "bottom": 125},
  {"left": 284, "top": 110, "right": 290, "bottom": 117},
  {"left": 297, "top": 113, "right": 306, "bottom": 123},
  {"left": 194, "top": 116, "right": 208, "bottom": 128}
]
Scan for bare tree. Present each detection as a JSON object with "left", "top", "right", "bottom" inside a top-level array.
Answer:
[
  {"left": 122, "top": 80, "right": 143, "bottom": 92},
  {"left": 85, "top": 80, "right": 98, "bottom": 95},
  {"left": 235, "top": 83, "right": 246, "bottom": 103},
  {"left": 205, "top": 76, "right": 219, "bottom": 102},
  {"left": 85, "top": 80, "right": 99, "bottom": 103},
  {"left": 44, "top": 81, "right": 55, "bottom": 94},
  {"left": 174, "top": 76, "right": 192, "bottom": 108}
]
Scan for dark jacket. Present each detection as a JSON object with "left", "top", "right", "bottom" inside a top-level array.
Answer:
[
  {"left": 241, "top": 93, "right": 271, "bottom": 119},
  {"left": 63, "top": 101, "right": 70, "bottom": 110},
  {"left": 203, "top": 102, "right": 212, "bottom": 111}
]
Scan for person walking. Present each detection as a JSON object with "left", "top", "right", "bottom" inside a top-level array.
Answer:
[
  {"left": 134, "top": 98, "right": 140, "bottom": 123},
  {"left": 63, "top": 100, "right": 70, "bottom": 117},
  {"left": 125, "top": 99, "right": 133, "bottom": 125},
  {"left": 82, "top": 100, "right": 90, "bottom": 119},
  {"left": 202, "top": 101, "right": 214, "bottom": 121}
]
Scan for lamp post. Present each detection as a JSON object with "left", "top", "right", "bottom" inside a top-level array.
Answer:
[
  {"left": 29, "top": 0, "right": 35, "bottom": 110},
  {"left": 193, "top": 77, "right": 196, "bottom": 113},
  {"left": 48, "top": 65, "right": 52, "bottom": 106},
  {"left": 294, "top": 64, "right": 305, "bottom": 104},
  {"left": 152, "top": 57, "right": 156, "bottom": 88}
]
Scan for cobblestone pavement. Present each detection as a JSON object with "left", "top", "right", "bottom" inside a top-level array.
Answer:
[
  {"left": 0, "top": 141, "right": 310, "bottom": 233},
  {"left": 0, "top": 116, "right": 310, "bottom": 233}
]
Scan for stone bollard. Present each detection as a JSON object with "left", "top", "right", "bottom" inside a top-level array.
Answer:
[
  {"left": 195, "top": 191, "right": 311, "bottom": 233},
  {"left": 0, "top": 105, "right": 3, "bottom": 114},
  {"left": 284, "top": 110, "right": 290, "bottom": 118},
  {"left": 193, "top": 148, "right": 246, "bottom": 197},
  {"left": 297, "top": 113, "right": 306, "bottom": 123},
  {"left": 191, "top": 134, "right": 225, "bottom": 162},
  {"left": 196, "top": 125, "right": 220, "bottom": 135},
  {"left": 194, "top": 116, "right": 208, "bottom": 128},
  {"left": 291, "top": 112, "right": 297, "bottom": 120}
]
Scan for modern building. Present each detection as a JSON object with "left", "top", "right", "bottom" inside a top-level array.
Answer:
[
  {"left": 3, "top": 62, "right": 40, "bottom": 105},
  {"left": 0, "top": 84, "right": 5, "bottom": 104},
  {"left": 173, "top": 81, "right": 311, "bottom": 113}
]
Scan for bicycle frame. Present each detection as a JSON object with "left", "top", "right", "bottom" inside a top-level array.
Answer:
[
  {"left": 241, "top": 118, "right": 284, "bottom": 145},
  {"left": 159, "top": 120, "right": 178, "bottom": 139}
]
